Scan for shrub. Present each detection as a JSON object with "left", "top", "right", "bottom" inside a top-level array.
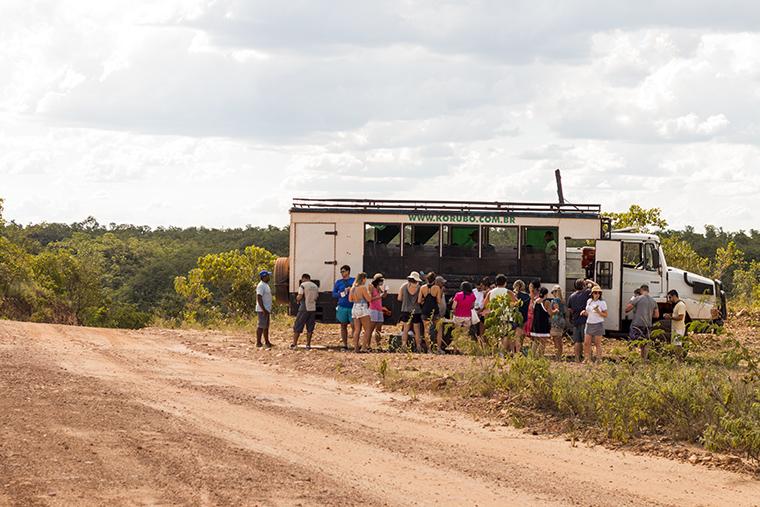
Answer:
[{"left": 464, "top": 349, "right": 760, "bottom": 461}]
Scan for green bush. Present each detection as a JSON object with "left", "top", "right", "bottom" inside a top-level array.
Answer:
[{"left": 467, "top": 350, "right": 760, "bottom": 461}]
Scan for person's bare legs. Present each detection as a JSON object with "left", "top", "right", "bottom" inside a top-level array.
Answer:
[
  {"left": 425, "top": 318, "right": 440, "bottom": 352},
  {"left": 435, "top": 320, "right": 445, "bottom": 352},
  {"left": 533, "top": 336, "right": 547, "bottom": 358},
  {"left": 413, "top": 322, "right": 423, "bottom": 352},
  {"left": 366, "top": 321, "right": 376, "bottom": 350},
  {"left": 583, "top": 334, "right": 593, "bottom": 364},
  {"left": 593, "top": 335, "right": 603, "bottom": 362},
  {"left": 513, "top": 328, "right": 524, "bottom": 355},
  {"left": 401, "top": 319, "right": 411, "bottom": 350},
  {"left": 574, "top": 341, "right": 583, "bottom": 362},
  {"left": 352, "top": 317, "right": 363, "bottom": 352},
  {"left": 361, "top": 316, "right": 371, "bottom": 350},
  {"left": 552, "top": 330, "right": 563, "bottom": 360},
  {"left": 340, "top": 323, "right": 349, "bottom": 349}
]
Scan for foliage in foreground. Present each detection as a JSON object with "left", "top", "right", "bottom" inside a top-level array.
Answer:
[{"left": 458, "top": 341, "right": 760, "bottom": 463}]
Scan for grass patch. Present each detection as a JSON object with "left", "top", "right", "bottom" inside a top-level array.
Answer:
[
  {"left": 371, "top": 333, "right": 760, "bottom": 466},
  {"left": 459, "top": 349, "right": 760, "bottom": 464}
]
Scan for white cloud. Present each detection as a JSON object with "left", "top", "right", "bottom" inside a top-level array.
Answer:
[{"left": 1, "top": 0, "right": 760, "bottom": 232}]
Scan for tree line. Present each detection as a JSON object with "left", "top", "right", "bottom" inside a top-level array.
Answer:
[
  {"left": 0, "top": 197, "right": 286, "bottom": 328},
  {"left": 1, "top": 199, "right": 758, "bottom": 329}
]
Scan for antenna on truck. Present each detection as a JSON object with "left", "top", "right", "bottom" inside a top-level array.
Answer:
[{"left": 555, "top": 169, "right": 565, "bottom": 204}]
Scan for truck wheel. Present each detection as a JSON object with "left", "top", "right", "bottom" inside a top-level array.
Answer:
[{"left": 273, "top": 257, "right": 289, "bottom": 304}]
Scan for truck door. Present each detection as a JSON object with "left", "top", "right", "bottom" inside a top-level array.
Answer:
[
  {"left": 594, "top": 240, "right": 623, "bottom": 332},
  {"left": 294, "top": 223, "right": 337, "bottom": 291},
  {"left": 643, "top": 242, "right": 665, "bottom": 299}
]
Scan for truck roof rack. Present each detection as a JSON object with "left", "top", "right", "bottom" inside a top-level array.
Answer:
[{"left": 291, "top": 198, "right": 602, "bottom": 218}]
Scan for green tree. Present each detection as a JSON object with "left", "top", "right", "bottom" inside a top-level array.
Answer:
[
  {"left": 605, "top": 205, "right": 668, "bottom": 233},
  {"left": 175, "top": 245, "right": 276, "bottom": 323},
  {"left": 711, "top": 241, "right": 745, "bottom": 281},
  {"left": 661, "top": 237, "right": 710, "bottom": 276},
  {"left": 0, "top": 236, "right": 35, "bottom": 318},
  {"left": 733, "top": 261, "right": 760, "bottom": 306},
  {"left": 31, "top": 249, "right": 103, "bottom": 325}
]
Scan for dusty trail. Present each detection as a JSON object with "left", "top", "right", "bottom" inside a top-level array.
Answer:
[{"left": 1, "top": 321, "right": 758, "bottom": 506}]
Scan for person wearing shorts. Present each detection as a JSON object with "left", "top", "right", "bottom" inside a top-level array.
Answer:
[
  {"left": 368, "top": 274, "right": 387, "bottom": 349},
  {"left": 567, "top": 279, "right": 591, "bottom": 362},
  {"left": 349, "top": 272, "right": 372, "bottom": 352},
  {"left": 419, "top": 272, "right": 444, "bottom": 352},
  {"left": 581, "top": 285, "right": 607, "bottom": 363},
  {"left": 398, "top": 272, "right": 424, "bottom": 351},
  {"left": 332, "top": 265, "right": 355, "bottom": 350},
  {"left": 291, "top": 274, "right": 319, "bottom": 349},
  {"left": 451, "top": 281, "right": 476, "bottom": 329},
  {"left": 255, "top": 270, "right": 273, "bottom": 349}
]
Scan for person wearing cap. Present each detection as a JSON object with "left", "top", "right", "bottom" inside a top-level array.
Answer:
[
  {"left": 368, "top": 273, "right": 387, "bottom": 349},
  {"left": 255, "top": 270, "right": 273, "bottom": 349},
  {"left": 398, "top": 271, "right": 424, "bottom": 351},
  {"left": 548, "top": 285, "right": 567, "bottom": 360},
  {"left": 332, "top": 265, "right": 355, "bottom": 350},
  {"left": 581, "top": 285, "right": 607, "bottom": 363},
  {"left": 625, "top": 284, "right": 659, "bottom": 361},
  {"left": 419, "top": 272, "right": 444, "bottom": 352}
]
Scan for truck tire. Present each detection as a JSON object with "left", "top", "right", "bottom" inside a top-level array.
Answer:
[{"left": 273, "top": 257, "right": 289, "bottom": 304}]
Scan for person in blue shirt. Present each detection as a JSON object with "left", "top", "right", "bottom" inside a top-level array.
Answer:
[{"left": 333, "top": 265, "right": 355, "bottom": 350}]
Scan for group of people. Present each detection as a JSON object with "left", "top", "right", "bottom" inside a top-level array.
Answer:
[{"left": 258, "top": 264, "right": 688, "bottom": 361}]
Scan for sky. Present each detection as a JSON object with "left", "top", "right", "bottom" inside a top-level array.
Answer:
[{"left": 1, "top": 1, "right": 759, "bottom": 231}]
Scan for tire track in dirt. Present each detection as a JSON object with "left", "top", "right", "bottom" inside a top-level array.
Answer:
[{"left": 2, "top": 320, "right": 759, "bottom": 506}]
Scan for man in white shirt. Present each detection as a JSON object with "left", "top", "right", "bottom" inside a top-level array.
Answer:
[
  {"left": 292, "top": 273, "right": 319, "bottom": 349},
  {"left": 664, "top": 290, "right": 687, "bottom": 356},
  {"left": 255, "top": 270, "right": 273, "bottom": 349}
]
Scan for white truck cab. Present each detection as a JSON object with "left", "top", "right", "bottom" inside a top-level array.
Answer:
[{"left": 582, "top": 232, "right": 725, "bottom": 332}]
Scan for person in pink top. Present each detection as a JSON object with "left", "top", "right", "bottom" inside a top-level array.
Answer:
[
  {"left": 451, "top": 281, "right": 476, "bottom": 328},
  {"left": 368, "top": 273, "right": 387, "bottom": 350}
]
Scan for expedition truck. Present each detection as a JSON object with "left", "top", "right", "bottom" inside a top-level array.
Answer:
[{"left": 273, "top": 198, "right": 726, "bottom": 333}]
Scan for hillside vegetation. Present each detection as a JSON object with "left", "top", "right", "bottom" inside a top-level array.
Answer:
[{"left": 1, "top": 199, "right": 759, "bottom": 328}]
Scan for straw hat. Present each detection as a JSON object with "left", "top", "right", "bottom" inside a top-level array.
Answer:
[
  {"left": 591, "top": 285, "right": 603, "bottom": 293},
  {"left": 407, "top": 271, "right": 422, "bottom": 282}
]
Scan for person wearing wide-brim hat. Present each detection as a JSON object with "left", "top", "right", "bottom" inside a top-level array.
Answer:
[
  {"left": 397, "top": 271, "right": 424, "bottom": 351},
  {"left": 580, "top": 285, "right": 607, "bottom": 363}
]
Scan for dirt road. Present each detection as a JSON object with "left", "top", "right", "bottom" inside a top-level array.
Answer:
[{"left": 1, "top": 321, "right": 758, "bottom": 506}]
